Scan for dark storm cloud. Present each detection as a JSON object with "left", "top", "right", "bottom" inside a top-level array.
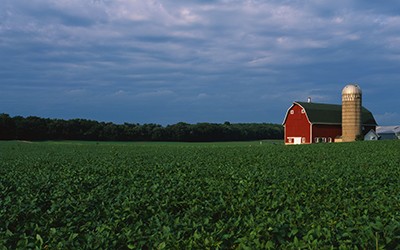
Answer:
[{"left": 0, "top": 0, "right": 399, "bottom": 125}]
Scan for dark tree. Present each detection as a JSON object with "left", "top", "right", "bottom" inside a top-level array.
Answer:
[{"left": 0, "top": 113, "right": 283, "bottom": 142}]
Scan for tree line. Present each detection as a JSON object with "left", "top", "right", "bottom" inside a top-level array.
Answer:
[{"left": 0, "top": 113, "right": 283, "bottom": 142}]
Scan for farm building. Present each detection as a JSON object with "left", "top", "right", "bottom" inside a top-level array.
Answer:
[
  {"left": 364, "top": 129, "right": 379, "bottom": 141},
  {"left": 376, "top": 126, "right": 400, "bottom": 140},
  {"left": 282, "top": 84, "right": 377, "bottom": 145}
]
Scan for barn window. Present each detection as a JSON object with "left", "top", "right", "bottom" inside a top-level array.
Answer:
[
  {"left": 302, "top": 137, "right": 305, "bottom": 143},
  {"left": 315, "top": 137, "right": 327, "bottom": 143},
  {"left": 328, "top": 137, "right": 332, "bottom": 143},
  {"left": 301, "top": 109, "right": 305, "bottom": 114},
  {"left": 290, "top": 110, "right": 294, "bottom": 114}
]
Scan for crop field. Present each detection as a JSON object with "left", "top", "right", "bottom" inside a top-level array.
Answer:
[{"left": 1, "top": 140, "right": 400, "bottom": 249}]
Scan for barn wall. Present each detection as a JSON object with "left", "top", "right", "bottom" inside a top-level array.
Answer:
[
  {"left": 312, "top": 124, "right": 341, "bottom": 143},
  {"left": 284, "top": 104, "right": 311, "bottom": 144}
]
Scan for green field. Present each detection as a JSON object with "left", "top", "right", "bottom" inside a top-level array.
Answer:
[{"left": 1, "top": 140, "right": 400, "bottom": 249}]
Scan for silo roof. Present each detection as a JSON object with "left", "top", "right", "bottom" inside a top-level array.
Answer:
[
  {"left": 342, "top": 84, "right": 362, "bottom": 95},
  {"left": 295, "top": 102, "right": 377, "bottom": 126}
]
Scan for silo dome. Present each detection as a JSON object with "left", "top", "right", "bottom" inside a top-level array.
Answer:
[{"left": 342, "top": 84, "right": 362, "bottom": 95}]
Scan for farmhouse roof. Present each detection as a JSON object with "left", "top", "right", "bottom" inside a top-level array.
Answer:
[
  {"left": 283, "top": 102, "right": 377, "bottom": 125},
  {"left": 376, "top": 126, "right": 400, "bottom": 134}
]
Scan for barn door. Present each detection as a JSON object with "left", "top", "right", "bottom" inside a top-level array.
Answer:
[{"left": 293, "top": 137, "right": 302, "bottom": 144}]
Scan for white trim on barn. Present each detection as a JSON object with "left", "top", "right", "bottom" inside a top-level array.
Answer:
[{"left": 287, "top": 137, "right": 302, "bottom": 145}]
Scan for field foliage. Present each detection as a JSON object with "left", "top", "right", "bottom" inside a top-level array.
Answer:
[{"left": 1, "top": 140, "right": 400, "bottom": 249}]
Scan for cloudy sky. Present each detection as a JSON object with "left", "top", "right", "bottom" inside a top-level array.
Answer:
[{"left": 1, "top": 0, "right": 399, "bottom": 125}]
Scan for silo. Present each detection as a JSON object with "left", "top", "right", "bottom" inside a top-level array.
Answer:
[{"left": 342, "top": 84, "right": 362, "bottom": 142}]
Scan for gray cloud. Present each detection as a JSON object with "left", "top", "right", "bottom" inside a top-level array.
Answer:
[{"left": 1, "top": 0, "right": 399, "bottom": 125}]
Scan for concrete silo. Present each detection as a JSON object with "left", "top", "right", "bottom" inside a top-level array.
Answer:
[{"left": 342, "top": 84, "right": 362, "bottom": 142}]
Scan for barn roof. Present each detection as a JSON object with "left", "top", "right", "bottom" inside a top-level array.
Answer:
[{"left": 285, "top": 101, "right": 377, "bottom": 125}]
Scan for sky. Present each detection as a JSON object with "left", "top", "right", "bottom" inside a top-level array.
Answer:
[{"left": 1, "top": 0, "right": 399, "bottom": 125}]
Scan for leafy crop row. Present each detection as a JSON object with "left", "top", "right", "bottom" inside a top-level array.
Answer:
[{"left": 1, "top": 140, "right": 400, "bottom": 249}]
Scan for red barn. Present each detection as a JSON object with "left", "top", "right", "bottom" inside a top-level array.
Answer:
[{"left": 282, "top": 101, "right": 377, "bottom": 145}]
